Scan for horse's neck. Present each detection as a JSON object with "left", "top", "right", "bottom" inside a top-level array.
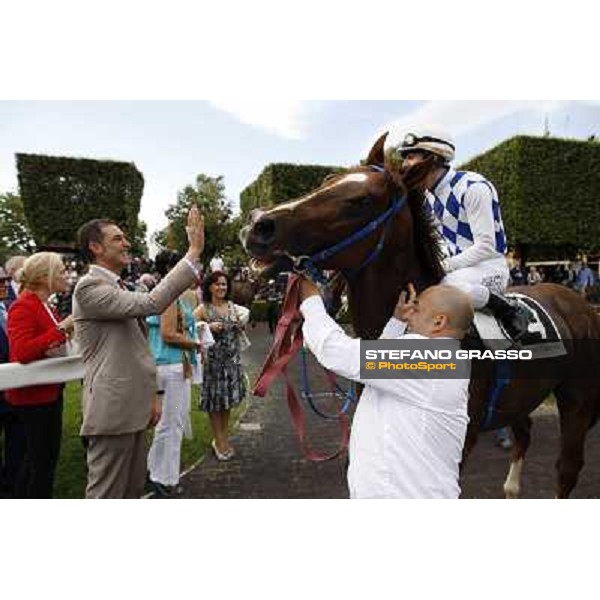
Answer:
[{"left": 346, "top": 224, "right": 436, "bottom": 339}]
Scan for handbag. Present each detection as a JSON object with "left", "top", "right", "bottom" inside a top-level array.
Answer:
[
  {"left": 238, "top": 330, "right": 252, "bottom": 353},
  {"left": 231, "top": 302, "right": 251, "bottom": 352}
]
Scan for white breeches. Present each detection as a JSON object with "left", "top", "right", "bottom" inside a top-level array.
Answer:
[
  {"left": 442, "top": 257, "right": 509, "bottom": 309},
  {"left": 147, "top": 364, "right": 193, "bottom": 486}
]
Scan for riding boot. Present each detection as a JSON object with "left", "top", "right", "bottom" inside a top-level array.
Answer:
[{"left": 486, "top": 292, "right": 531, "bottom": 342}]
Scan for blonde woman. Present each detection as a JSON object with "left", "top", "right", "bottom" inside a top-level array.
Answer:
[{"left": 6, "top": 252, "right": 73, "bottom": 498}]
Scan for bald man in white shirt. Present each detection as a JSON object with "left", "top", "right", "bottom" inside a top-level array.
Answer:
[{"left": 299, "top": 280, "right": 474, "bottom": 499}]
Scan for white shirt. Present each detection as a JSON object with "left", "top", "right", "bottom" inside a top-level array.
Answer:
[{"left": 300, "top": 296, "right": 470, "bottom": 499}]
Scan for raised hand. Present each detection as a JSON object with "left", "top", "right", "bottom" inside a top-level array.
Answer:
[
  {"left": 185, "top": 205, "right": 205, "bottom": 257},
  {"left": 393, "top": 282, "right": 418, "bottom": 322}
]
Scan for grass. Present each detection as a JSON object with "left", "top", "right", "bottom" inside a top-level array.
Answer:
[{"left": 53, "top": 380, "right": 248, "bottom": 499}]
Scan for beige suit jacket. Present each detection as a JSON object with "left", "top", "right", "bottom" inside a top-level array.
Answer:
[{"left": 73, "top": 261, "right": 196, "bottom": 436}]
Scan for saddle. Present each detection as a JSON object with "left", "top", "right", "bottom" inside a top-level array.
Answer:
[{"left": 470, "top": 293, "right": 566, "bottom": 360}]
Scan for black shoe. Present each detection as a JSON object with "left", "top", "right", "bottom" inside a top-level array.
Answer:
[
  {"left": 152, "top": 481, "right": 176, "bottom": 498},
  {"left": 486, "top": 293, "right": 532, "bottom": 342}
]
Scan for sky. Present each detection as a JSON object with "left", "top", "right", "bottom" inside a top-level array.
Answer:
[{"left": 1, "top": 100, "right": 599, "bottom": 247}]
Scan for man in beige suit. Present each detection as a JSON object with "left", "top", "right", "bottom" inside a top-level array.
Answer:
[{"left": 73, "top": 207, "right": 204, "bottom": 499}]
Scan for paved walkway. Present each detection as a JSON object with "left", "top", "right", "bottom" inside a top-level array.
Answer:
[{"left": 179, "top": 322, "right": 351, "bottom": 499}]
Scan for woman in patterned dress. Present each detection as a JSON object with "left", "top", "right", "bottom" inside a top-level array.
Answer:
[{"left": 194, "top": 271, "right": 246, "bottom": 461}]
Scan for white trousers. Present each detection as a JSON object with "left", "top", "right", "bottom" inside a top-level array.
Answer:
[
  {"left": 147, "top": 364, "right": 192, "bottom": 486},
  {"left": 442, "top": 256, "right": 509, "bottom": 309}
]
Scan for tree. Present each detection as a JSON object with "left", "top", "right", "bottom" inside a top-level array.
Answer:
[
  {"left": 0, "top": 192, "right": 36, "bottom": 263},
  {"left": 129, "top": 218, "right": 148, "bottom": 257},
  {"left": 155, "top": 174, "right": 243, "bottom": 265}
]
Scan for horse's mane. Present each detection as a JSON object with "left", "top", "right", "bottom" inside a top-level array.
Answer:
[
  {"left": 386, "top": 158, "right": 446, "bottom": 284},
  {"left": 406, "top": 189, "right": 446, "bottom": 284}
]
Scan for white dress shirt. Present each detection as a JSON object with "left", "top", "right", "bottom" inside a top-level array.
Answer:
[{"left": 300, "top": 295, "right": 470, "bottom": 499}]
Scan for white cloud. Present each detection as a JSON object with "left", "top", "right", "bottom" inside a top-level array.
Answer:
[
  {"left": 208, "top": 100, "right": 309, "bottom": 139},
  {"left": 381, "top": 100, "right": 570, "bottom": 148}
]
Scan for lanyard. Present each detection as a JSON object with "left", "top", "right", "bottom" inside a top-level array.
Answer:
[{"left": 43, "top": 302, "right": 61, "bottom": 329}]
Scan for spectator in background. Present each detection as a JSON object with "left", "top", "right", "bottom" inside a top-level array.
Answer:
[
  {"left": 565, "top": 262, "right": 578, "bottom": 288},
  {"left": 6, "top": 253, "right": 74, "bottom": 498},
  {"left": 509, "top": 260, "right": 526, "bottom": 286},
  {"left": 146, "top": 251, "right": 201, "bottom": 497},
  {"left": 527, "top": 266, "right": 543, "bottom": 286},
  {"left": 574, "top": 261, "right": 595, "bottom": 297},
  {"left": 266, "top": 280, "right": 281, "bottom": 335},
  {"left": 552, "top": 265, "right": 567, "bottom": 285},
  {"left": 54, "top": 258, "right": 78, "bottom": 319},
  {"left": 3, "top": 256, "right": 28, "bottom": 309}
]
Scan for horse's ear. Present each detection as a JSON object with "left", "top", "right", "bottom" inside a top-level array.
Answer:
[{"left": 365, "top": 132, "right": 388, "bottom": 166}]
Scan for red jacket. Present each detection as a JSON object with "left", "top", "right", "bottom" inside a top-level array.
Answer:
[{"left": 6, "top": 290, "right": 67, "bottom": 406}]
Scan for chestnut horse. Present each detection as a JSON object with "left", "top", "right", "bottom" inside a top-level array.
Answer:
[{"left": 243, "top": 133, "right": 600, "bottom": 498}]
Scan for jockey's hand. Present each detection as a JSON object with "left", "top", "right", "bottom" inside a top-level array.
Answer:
[
  {"left": 394, "top": 282, "right": 418, "bottom": 321},
  {"left": 299, "top": 277, "right": 320, "bottom": 302}
]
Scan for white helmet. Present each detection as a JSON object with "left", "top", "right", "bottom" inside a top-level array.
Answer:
[{"left": 398, "top": 126, "right": 455, "bottom": 163}]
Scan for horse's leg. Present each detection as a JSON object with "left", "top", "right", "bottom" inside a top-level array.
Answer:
[
  {"left": 553, "top": 384, "right": 594, "bottom": 499},
  {"left": 503, "top": 415, "right": 532, "bottom": 499}
]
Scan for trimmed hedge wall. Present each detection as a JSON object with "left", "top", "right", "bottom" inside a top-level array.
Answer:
[
  {"left": 460, "top": 136, "right": 600, "bottom": 259},
  {"left": 16, "top": 153, "right": 144, "bottom": 249},
  {"left": 240, "top": 163, "right": 344, "bottom": 215}
]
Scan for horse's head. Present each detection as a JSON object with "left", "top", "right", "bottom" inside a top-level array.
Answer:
[{"left": 241, "top": 133, "right": 431, "bottom": 278}]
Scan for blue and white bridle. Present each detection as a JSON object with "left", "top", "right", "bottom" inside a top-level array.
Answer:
[{"left": 286, "top": 165, "right": 407, "bottom": 284}]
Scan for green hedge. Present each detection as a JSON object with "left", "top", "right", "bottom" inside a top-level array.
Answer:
[
  {"left": 16, "top": 153, "right": 144, "bottom": 249},
  {"left": 240, "top": 163, "right": 344, "bottom": 215},
  {"left": 460, "top": 136, "right": 600, "bottom": 259}
]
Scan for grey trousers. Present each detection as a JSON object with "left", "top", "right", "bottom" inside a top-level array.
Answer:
[{"left": 85, "top": 431, "right": 147, "bottom": 499}]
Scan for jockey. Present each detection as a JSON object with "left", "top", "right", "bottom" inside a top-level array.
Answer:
[{"left": 398, "top": 126, "right": 530, "bottom": 341}]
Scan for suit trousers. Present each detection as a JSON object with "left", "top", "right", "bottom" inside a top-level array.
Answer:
[{"left": 85, "top": 430, "right": 147, "bottom": 499}]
